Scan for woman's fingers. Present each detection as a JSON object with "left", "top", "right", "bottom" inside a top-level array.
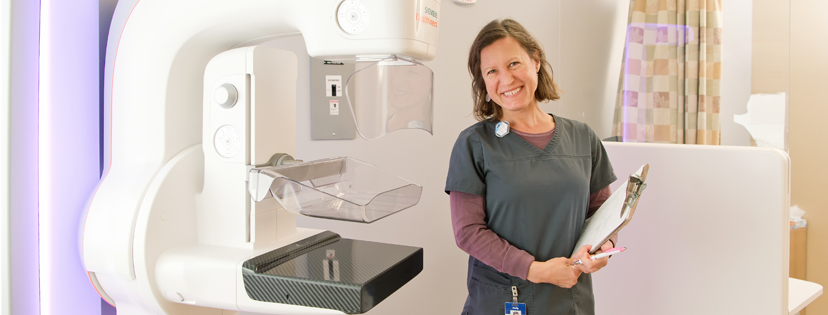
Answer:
[{"left": 573, "top": 244, "right": 611, "bottom": 274}]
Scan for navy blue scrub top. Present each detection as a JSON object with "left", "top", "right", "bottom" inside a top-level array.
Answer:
[{"left": 445, "top": 114, "right": 616, "bottom": 315}]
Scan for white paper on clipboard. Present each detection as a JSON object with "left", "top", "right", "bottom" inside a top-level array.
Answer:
[{"left": 572, "top": 164, "right": 649, "bottom": 255}]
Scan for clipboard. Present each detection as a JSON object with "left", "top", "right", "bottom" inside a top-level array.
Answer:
[{"left": 572, "top": 164, "right": 649, "bottom": 255}]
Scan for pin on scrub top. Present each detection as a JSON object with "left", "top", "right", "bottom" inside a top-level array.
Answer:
[{"left": 495, "top": 120, "right": 510, "bottom": 138}]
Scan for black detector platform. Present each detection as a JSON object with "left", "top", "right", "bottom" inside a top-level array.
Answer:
[{"left": 242, "top": 231, "right": 423, "bottom": 314}]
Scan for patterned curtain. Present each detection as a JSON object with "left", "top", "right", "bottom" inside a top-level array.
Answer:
[{"left": 611, "top": 0, "right": 723, "bottom": 144}]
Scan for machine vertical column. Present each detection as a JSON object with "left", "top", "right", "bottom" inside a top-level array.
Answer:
[{"left": 199, "top": 46, "right": 298, "bottom": 249}]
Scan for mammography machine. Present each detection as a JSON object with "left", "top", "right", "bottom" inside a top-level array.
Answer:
[{"left": 82, "top": 0, "right": 441, "bottom": 314}]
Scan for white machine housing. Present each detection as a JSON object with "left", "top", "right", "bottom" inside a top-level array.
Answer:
[{"left": 82, "top": 0, "right": 440, "bottom": 314}]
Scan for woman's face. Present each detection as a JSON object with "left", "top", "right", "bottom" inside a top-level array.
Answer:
[{"left": 479, "top": 36, "right": 541, "bottom": 116}]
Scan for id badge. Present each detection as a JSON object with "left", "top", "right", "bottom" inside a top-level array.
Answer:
[{"left": 505, "top": 302, "right": 527, "bottom": 315}]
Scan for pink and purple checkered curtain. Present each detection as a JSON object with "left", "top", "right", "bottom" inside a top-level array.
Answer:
[{"left": 612, "top": 0, "right": 723, "bottom": 144}]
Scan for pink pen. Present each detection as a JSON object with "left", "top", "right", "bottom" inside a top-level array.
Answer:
[{"left": 572, "top": 247, "right": 626, "bottom": 266}]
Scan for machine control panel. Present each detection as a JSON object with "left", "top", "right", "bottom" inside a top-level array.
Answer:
[
  {"left": 337, "top": 0, "right": 369, "bottom": 34},
  {"left": 214, "top": 125, "right": 241, "bottom": 158}
]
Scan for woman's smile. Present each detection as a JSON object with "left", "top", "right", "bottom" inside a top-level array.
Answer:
[{"left": 502, "top": 86, "right": 522, "bottom": 97}]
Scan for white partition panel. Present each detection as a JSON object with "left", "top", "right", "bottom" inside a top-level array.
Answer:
[{"left": 595, "top": 142, "right": 790, "bottom": 315}]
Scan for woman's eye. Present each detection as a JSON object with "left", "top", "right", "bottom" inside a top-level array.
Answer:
[
  {"left": 510, "top": 62, "right": 519, "bottom": 67},
  {"left": 487, "top": 69, "right": 496, "bottom": 75}
]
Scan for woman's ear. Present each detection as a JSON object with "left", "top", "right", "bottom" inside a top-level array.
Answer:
[{"left": 533, "top": 51, "right": 541, "bottom": 73}]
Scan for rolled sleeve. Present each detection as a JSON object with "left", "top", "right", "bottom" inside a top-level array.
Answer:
[
  {"left": 445, "top": 130, "right": 487, "bottom": 196},
  {"left": 588, "top": 128, "right": 617, "bottom": 194}
]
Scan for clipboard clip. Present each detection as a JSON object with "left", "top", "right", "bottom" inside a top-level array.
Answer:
[{"left": 621, "top": 174, "right": 647, "bottom": 218}]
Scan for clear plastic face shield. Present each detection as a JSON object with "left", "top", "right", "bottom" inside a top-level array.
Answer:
[{"left": 345, "top": 57, "right": 434, "bottom": 140}]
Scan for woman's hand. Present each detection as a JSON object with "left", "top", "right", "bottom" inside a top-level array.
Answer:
[
  {"left": 572, "top": 241, "right": 613, "bottom": 274},
  {"left": 526, "top": 257, "right": 582, "bottom": 288}
]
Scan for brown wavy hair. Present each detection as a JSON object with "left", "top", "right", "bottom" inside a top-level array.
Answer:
[{"left": 467, "top": 19, "right": 560, "bottom": 121}]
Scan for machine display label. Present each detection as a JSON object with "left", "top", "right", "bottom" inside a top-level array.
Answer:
[
  {"left": 326, "top": 75, "right": 342, "bottom": 97},
  {"left": 415, "top": 5, "right": 439, "bottom": 28},
  {"left": 330, "top": 100, "right": 340, "bottom": 115}
]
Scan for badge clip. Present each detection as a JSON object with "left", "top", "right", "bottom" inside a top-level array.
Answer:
[{"left": 505, "top": 285, "right": 527, "bottom": 314}]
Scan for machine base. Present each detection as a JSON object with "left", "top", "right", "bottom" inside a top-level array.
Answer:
[{"left": 242, "top": 231, "right": 423, "bottom": 314}]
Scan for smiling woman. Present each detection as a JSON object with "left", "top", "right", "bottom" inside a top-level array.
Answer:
[
  {"left": 479, "top": 36, "right": 541, "bottom": 120},
  {"left": 445, "top": 19, "right": 618, "bottom": 315},
  {"left": 467, "top": 19, "right": 560, "bottom": 124}
]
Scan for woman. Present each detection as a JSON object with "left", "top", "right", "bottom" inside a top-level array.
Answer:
[{"left": 445, "top": 19, "right": 617, "bottom": 314}]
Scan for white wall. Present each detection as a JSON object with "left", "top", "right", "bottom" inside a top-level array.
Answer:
[
  {"left": 790, "top": 0, "right": 828, "bottom": 312},
  {"left": 721, "top": 0, "right": 753, "bottom": 146},
  {"left": 0, "top": 0, "right": 10, "bottom": 314},
  {"left": 557, "top": 1, "right": 629, "bottom": 138},
  {"left": 9, "top": 0, "right": 40, "bottom": 314}
]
